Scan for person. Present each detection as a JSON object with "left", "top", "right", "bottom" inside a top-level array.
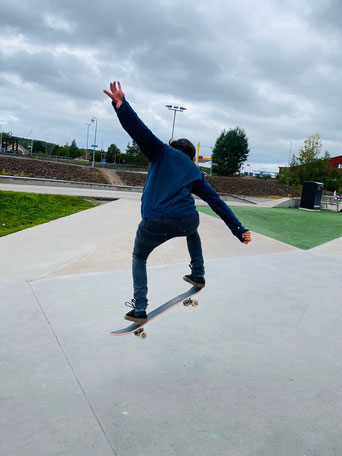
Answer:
[{"left": 104, "top": 81, "right": 252, "bottom": 323}]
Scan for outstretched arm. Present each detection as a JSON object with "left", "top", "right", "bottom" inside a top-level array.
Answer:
[
  {"left": 193, "top": 176, "right": 252, "bottom": 244},
  {"left": 104, "top": 81, "right": 164, "bottom": 162}
]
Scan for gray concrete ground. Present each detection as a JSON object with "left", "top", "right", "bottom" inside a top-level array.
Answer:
[{"left": 1, "top": 183, "right": 342, "bottom": 455}]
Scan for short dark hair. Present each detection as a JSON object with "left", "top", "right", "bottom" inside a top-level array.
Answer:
[{"left": 169, "top": 138, "right": 196, "bottom": 160}]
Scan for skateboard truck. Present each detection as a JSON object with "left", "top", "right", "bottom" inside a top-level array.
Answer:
[
  {"left": 182, "top": 297, "right": 199, "bottom": 307},
  {"left": 134, "top": 328, "right": 147, "bottom": 340},
  {"left": 132, "top": 297, "right": 199, "bottom": 340}
]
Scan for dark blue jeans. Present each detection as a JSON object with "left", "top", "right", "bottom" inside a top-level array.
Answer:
[{"left": 132, "top": 214, "right": 204, "bottom": 313}]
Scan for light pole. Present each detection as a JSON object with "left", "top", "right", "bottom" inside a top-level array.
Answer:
[
  {"left": 0, "top": 124, "right": 2, "bottom": 152},
  {"left": 165, "top": 105, "right": 186, "bottom": 139},
  {"left": 85, "top": 123, "right": 91, "bottom": 161},
  {"left": 27, "top": 129, "right": 33, "bottom": 155},
  {"left": 287, "top": 140, "right": 293, "bottom": 197},
  {"left": 91, "top": 117, "right": 97, "bottom": 168}
]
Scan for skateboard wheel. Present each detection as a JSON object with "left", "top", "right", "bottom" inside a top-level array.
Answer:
[
  {"left": 192, "top": 300, "right": 199, "bottom": 307},
  {"left": 134, "top": 328, "right": 144, "bottom": 337},
  {"left": 139, "top": 332, "right": 147, "bottom": 340},
  {"left": 183, "top": 299, "right": 191, "bottom": 307}
]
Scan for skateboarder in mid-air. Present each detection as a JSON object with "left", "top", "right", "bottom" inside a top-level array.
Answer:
[{"left": 104, "top": 81, "right": 252, "bottom": 324}]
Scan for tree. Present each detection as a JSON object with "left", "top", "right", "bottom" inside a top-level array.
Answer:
[
  {"left": 106, "top": 143, "right": 121, "bottom": 163},
  {"left": 69, "top": 139, "right": 79, "bottom": 159},
  {"left": 125, "top": 140, "right": 149, "bottom": 166},
  {"left": 33, "top": 140, "right": 46, "bottom": 154},
  {"left": 212, "top": 127, "right": 249, "bottom": 176},
  {"left": 59, "top": 144, "right": 70, "bottom": 157},
  {"left": 281, "top": 133, "right": 342, "bottom": 192}
]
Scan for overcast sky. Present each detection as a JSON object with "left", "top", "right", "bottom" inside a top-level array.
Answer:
[{"left": 1, "top": 0, "right": 341, "bottom": 167}]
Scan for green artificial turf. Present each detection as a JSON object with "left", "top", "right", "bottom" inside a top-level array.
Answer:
[
  {"left": 0, "top": 191, "right": 96, "bottom": 237},
  {"left": 197, "top": 205, "right": 342, "bottom": 249}
]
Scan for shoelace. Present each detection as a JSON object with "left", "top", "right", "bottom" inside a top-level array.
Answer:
[{"left": 125, "top": 299, "right": 136, "bottom": 309}]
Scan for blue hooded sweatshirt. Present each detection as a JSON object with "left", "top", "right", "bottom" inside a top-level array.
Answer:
[{"left": 113, "top": 99, "right": 248, "bottom": 242}]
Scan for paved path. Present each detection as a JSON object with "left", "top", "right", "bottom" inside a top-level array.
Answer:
[
  {"left": 0, "top": 182, "right": 288, "bottom": 206},
  {"left": 1, "top": 184, "right": 341, "bottom": 455}
]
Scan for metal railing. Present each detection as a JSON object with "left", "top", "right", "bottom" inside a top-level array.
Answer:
[{"left": 321, "top": 195, "right": 342, "bottom": 212}]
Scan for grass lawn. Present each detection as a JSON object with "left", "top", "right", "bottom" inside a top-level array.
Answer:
[
  {"left": 0, "top": 190, "right": 97, "bottom": 237},
  {"left": 197, "top": 205, "right": 342, "bottom": 250}
]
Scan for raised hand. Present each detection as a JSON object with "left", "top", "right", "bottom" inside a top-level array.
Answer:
[
  {"left": 103, "top": 81, "right": 125, "bottom": 109},
  {"left": 242, "top": 231, "right": 252, "bottom": 244}
]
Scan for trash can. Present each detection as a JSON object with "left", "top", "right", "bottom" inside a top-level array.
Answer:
[{"left": 300, "top": 181, "right": 324, "bottom": 210}]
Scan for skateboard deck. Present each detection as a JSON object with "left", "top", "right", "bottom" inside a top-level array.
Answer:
[{"left": 110, "top": 285, "right": 202, "bottom": 339}]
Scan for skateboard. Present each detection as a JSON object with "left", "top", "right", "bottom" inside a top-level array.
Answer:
[{"left": 110, "top": 285, "right": 202, "bottom": 340}]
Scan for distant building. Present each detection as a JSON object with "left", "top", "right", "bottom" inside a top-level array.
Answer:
[
  {"left": 329, "top": 155, "right": 342, "bottom": 169},
  {"left": 4, "top": 143, "right": 29, "bottom": 155}
]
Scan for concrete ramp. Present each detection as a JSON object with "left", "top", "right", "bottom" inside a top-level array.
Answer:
[
  {"left": 1, "top": 251, "right": 341, "bottom": 455},
  {"left": 1, "top": 188, "right": 341, "bottom": 455},
  {"left": 0, "top": 199, "right": 297, "bottom": 281}
]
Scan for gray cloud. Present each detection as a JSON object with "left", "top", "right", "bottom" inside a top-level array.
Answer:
[{"left": 0, "top": 0, "right": 341, "bottom": 164}]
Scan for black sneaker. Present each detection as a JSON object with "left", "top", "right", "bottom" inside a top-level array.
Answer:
[
  {"left": 183, "top": 274, "right": 205, "bottom": 288},
  {"left": 124, "top": 299, "right": 147, "bottom": 323}
]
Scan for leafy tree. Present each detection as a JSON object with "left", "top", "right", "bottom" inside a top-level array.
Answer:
[
  {"left": 33, "top": 140, "right": 46, "bottom": 154},
  {"left": 107, "top": 143, "right": 121, "bottom": 163},
  {"left": 212, "top": 127, "right": 249, "bottom": 176},
  {"left": 69, "top": 139, "right": 79, "bottom": 159},
  {"left": 281, "top": 133, "right": 342, "bottom": 192},
  {"left": 125, "top": 140, "right": 149, "bottom": 166},
  {"left": 59, "top": 144, "right": 70, "bottom": 157},
  {"left": 95, "top": 151, "right": 102, "bottom": 162}
]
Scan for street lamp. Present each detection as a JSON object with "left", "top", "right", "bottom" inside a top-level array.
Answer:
[
  {"left": 91, "top": 117, "right": 97, "bottom": 168},
  {"left": 27, "top": 129, "right": 33, "bottom": 155},
  {"left": 165, "top": 105, "right": 187, "bottom": 139},
  {"left": 287, "top": 140, "right": 293, "bottom": 197},
  {"left": 85, "top": 123, "right": 91, "bottom": 161}
]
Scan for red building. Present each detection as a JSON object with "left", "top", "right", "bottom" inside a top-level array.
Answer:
[{"left": 329, "top": 155, "right": 342, "bottom": 169}]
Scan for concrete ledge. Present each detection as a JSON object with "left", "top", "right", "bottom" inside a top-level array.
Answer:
[
  {"left": 273, "top": 198, "right": 300, "bottom": 208},
  {"left": 0, "top": 175, "right": 143, "bottom": 193}
]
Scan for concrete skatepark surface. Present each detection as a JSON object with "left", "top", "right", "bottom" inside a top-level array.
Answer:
[{"left": 1, "top": 184, "right": 342, "bottom": 455}]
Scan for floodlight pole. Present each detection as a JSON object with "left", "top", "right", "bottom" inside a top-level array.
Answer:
[{"left": 165, "top": 105, "right": 187, "bottom": 140}]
